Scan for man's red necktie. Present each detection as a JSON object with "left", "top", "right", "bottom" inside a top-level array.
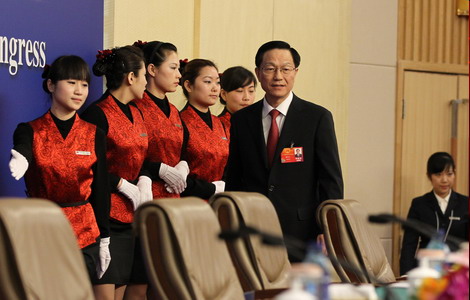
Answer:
[{"left": 267, "top": 109, "right": 280, "bottom": 167}]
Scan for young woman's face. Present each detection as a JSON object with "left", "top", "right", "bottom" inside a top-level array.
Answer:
[
  {"left": 221, "top": 82, "right": 256, "bottom": 113},
  {"left": 49, "top": 79, "right": 89, "bottom": 115},
  {"left": 186, "top": 66, "right": 220, "bottom": 111},
  {"left": 429, "top": 167, "right": 455, "bottom": 197},
  {"left": 131, "top": 62, "right": 147, "bottom": 100},
  {"left": 151, "top": 51, "right": 181, "bottom": 96}
]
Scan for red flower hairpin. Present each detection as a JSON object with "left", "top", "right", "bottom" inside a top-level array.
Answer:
[
  {"left": 96, "top": 49, "right": 114, "bottom": 61},
  {"left": 133, "top": 40, "right": 148, "bottom": 47},
  {"left": 179, "top": 58, "right": 189, "bottom": 69}
]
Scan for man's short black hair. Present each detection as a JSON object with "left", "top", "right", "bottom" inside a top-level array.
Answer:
[{"left": 255, "top": 40, "right": 301, "bottom": 68}]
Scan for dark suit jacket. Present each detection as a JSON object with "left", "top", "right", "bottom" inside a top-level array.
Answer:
[
  {"left": 226, "top": 95, "right": 343, "bottom": 248},
  {"left": 399, "top": 190, "right": 469, "bottom": 275}
]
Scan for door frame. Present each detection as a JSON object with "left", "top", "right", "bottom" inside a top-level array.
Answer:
[{"left": 392, "top": 60, "right": 469, "bottom": 274}]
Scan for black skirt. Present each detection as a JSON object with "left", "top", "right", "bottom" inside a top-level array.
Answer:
[
  {"left": 129, "top": 236, "right": 148, "bottom": 284},
  {"left": 82, "top": 241, "right": 100, "bottom": 282},
  {"left": 93, "top": 221, "right": 135, "bottom": 285}
]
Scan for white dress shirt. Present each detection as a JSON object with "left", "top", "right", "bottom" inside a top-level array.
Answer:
[
  {"left": 434, "top": 191, "right": 451, "bottom": 213},
  {"left": 261, "top": 92, "right": 294, "bottom": 143}
]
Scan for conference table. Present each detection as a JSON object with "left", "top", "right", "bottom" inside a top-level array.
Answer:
[
  {"left": 328, "top": 282, "right": 409, "bottom": 300},
  {"left": 247, "top": 282, "right": 410, "bottom": 300}
]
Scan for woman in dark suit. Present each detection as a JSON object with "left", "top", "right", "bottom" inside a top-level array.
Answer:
[{"left": 399, "top": 152, "right": 468, "bottom": 275}]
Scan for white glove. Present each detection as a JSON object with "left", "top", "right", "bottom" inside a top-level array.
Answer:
[
  {"left": 96, "top": 237, "right": 111, "bottom": 279},
  {"left": 137, "top": 176, "right": 153, "bottom": 207},
  {"left": 159, "top": 163, "right": 186, "bottom": 194},
  {"left": 117, "top": 179, "right": 141, "bottom": 209},
  {"left": 212, "top": 180, "right": 225, "bottom": 195},
  {"left": 166, "top": 161, "right": 190, "bottom": 194},
  {"left": 165, "top": 184, "right": 175, "bottom": 194},
  {"left": 9, "top": 149, "right": 28, "bottom": 180},
  {"left": 175, "top": 161, "right": 190, "bottom": 181}
]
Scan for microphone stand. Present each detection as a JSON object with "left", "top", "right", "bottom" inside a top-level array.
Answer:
[
  {"left": 219, "top": 224, "right": 400, "bottom": 300},
  {"left": 368, "top": 213, "right": 464, "bottom": 249}
]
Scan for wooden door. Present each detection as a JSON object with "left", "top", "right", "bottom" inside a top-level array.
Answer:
[{"left": 393, "top": 71, "right": 468, "bottom": 273}]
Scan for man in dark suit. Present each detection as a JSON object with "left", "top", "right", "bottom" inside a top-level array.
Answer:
[{"left": 226, "top": 41, "right": 343, "bottom": 261}]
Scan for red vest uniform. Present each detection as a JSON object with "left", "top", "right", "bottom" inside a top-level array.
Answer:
[
  {"left": 180, "top": 106, "right": 229, "bottom": 183},
  {"left": 25, "top": 112, "right": 100, "bottom": 249},
  {"left": 98, "top": 95, "right": 148, "bottom": 223},
  {"left": 218, "top": 110, "right": 231, "bottom": 140},
  {"left": 134, "top": 93, "right": 184, "bottom": 198}
]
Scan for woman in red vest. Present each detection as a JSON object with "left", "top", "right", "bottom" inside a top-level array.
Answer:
[
  {"left": 179, "top": 59, "right": 229, "bottom": 199},
  {"left": 132, "top": 40, "right": 188, "bottom": 199},
  {"left": 9, "top": 55, "right": 111, "bottom": 299},
  {"left": 81, "top": 46, "right": 150, "bottom": 300},
  {"left": 218, "top": 66, "right": 257, "bottom": 139}
]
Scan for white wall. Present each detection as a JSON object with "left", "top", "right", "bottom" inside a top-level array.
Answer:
[{"left": 346, "top": 0, "right": 398, "bottom": 265}]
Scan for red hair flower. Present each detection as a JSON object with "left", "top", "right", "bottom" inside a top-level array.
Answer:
[
  {"left": 133, "top": 40, "right": 148, "bottom": 47},
  {"left": 179, "top": 58, "right": 189, "bottom": 69},
  {"left": 96, "top": 49, "right": 114, "bottom": 61}
]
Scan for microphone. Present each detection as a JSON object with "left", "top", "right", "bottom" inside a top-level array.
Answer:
[
  {"left": 218, "top": 224, "right": 306, "bottom": 258},
  {"left": 368, "top": 213, "right": 464, "bottom": 248}
]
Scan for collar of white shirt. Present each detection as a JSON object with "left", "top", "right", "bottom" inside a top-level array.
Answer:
[
  {"left": 434, "top": 190, "right": 451, "bottom": 213},
  {"left": 262, "top": 91, "right": 294, "bottom": 119}
]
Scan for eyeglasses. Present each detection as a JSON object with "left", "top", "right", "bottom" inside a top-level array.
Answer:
[{"left": 260, "top": 66, "right": 297, "bottom": 75}]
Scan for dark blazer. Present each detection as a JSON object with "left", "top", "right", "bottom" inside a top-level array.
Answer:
[
  {"left": 399, "top": 190, "right": 469, "bottom": 275},
  {"left": 226, "top": 94, "right": 343, "bottom": 249}
]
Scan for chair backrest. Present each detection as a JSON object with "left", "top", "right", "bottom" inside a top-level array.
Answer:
[
  {"left": 316, "top": 199, "right": 396, "bottom": 284},
  {"left": 134, "top": 197, "right": 245, "bottom": 300},
  {"left": 209, "top": 192, "right": 291, "bottom": 292},
  {"left": 0, "top": 198, "right": 94, "bottom": 300}
]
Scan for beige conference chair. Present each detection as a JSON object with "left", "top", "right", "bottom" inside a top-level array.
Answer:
[
  {"left": 209, "top": 192, "right": 291, "bottom": 296},
  {"left": 0, "top": 198, "right": 94, "bottom": 300},
  {"left": 316, "top": 199, "right": 396, "bottom": 284},
  {"left": 134, "top": 197, "right": 245, "bottom": 300}
]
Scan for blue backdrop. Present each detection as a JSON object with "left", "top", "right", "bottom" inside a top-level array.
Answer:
[{"left": 0, "top": 0, "right": 104, "bottom": 196}]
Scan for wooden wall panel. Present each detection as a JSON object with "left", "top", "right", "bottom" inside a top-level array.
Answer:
[{"left": 399, "top": 0, "right": 468, "bottom": 65}]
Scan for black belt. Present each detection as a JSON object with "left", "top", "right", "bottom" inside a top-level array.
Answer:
[{"left": 58, "top": 200, "right": 89, "bottom": 208}]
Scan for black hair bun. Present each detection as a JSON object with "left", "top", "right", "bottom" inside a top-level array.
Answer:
[
  {"left": 41, "top": 64, "right": 50, "bottom": 79},
  {"left": 93, "top": 49, "right": 116, "bottom": 76},
  {"left": 179, "top": 58, "right": 189, "bottom": 74},
  {"left": 92, "top": 61, "right": 107, "bottom": 76}
]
